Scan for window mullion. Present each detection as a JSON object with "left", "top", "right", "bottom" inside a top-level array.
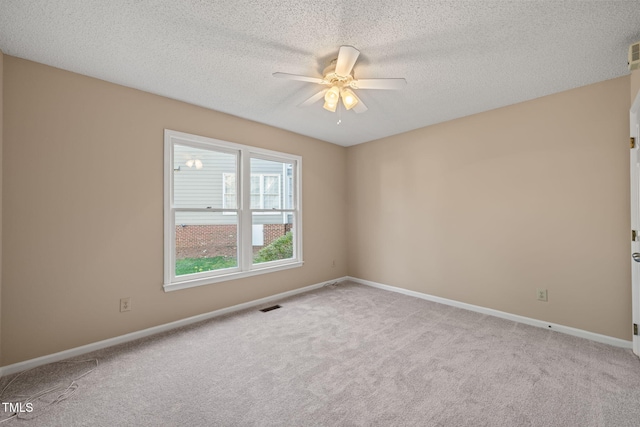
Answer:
[{"left": 240, "top": 152, "right": 252, "bottom": 271}]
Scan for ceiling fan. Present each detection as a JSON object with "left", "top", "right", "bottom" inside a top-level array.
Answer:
[{"left": 273, "top": 45, "right": 406, "bottom": 114}]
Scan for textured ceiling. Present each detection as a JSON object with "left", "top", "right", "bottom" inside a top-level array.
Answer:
[{"left": 1, "top": 1, "right": 640, "bottom": 146}]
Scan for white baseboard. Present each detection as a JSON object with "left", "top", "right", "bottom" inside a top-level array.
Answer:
[
  {"left": 346, "top": 276, "right": 632, "bottom": 349},
  {"left": 0, "top": 277, "right": 347, "bottom": 377}
]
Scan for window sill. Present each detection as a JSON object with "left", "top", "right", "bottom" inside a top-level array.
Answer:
[{"left": 163, "top": 260, "right": 304, "bottom": 292}]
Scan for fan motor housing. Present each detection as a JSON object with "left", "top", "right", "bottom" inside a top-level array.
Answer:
[{"left": 323, "top": 60, "right": 354, "bottom": 87}]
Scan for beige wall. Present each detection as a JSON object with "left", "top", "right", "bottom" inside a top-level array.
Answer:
[
  {"left": 347, "top": 76, "right": 632, "bottom": 340},
  {"left": 1, "top": 56, "right": 348, "bottom": 365}
]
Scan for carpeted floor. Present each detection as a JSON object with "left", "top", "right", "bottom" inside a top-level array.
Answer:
[{"left": 1, "top": 281, "right": 640, "bottom": 426}]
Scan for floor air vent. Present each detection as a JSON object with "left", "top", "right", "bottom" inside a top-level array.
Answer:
[{"left": 260, "top": 305, "right": 281, "bottom": 313}]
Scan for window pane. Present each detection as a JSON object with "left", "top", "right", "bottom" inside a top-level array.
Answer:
[
  {"left": 252, "top": 213, "right": 294, "bottom": 264},
  {"left": 251, "top": 158, "right": 288, "bottom": 210},
  {"left": 174, "top": 144, "right": 237, "bottom": 209},
  {"left": 175, "top": 211, "right": 238, "bottom": 276}
]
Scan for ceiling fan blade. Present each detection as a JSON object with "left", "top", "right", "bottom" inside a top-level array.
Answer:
[
  {"left": 272, "top": 72, "right": 325, "bottom": 84},
  {"left": 298, "top": 89, "right": 327, "bottom": 107},
  {"left": 351, "top": 78, "right": 407, "bottom": 90},
  {"left": 335, "top": 46, "right": 360, "bottom": 77},
  {"left": 351, "top": 93, "right": 368, "bottom": 113}
]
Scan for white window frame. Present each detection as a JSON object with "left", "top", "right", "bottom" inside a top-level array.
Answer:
[{"left": 164, "top": 129, "right": 303, "bottom": 292}]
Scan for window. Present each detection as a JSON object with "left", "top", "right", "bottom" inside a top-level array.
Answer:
[{"left": 164, "top": 130, "right": 302, "bottom": 291}]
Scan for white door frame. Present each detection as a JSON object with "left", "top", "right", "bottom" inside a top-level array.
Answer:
[{"left": 630, "top": 92, "right": 640, "bottom": 356}]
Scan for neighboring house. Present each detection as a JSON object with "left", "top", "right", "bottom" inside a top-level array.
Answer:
[{"left": 173, "top": 144, "right": 293, "bottom": 260}]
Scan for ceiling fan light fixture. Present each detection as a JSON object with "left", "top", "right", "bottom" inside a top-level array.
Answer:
[
  {"left": 340, "top": 88, "right": 359, "bottom": 110},
  {"left": 273, "top": 45, "right": 405, "bottom": 116},
  {"left": 324, "top": 86, "right": 340, "bottom": 104}
]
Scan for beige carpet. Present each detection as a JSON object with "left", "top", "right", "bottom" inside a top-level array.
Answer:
[{"left": 1, "top": 281, "right": 640, "bottom": 426}]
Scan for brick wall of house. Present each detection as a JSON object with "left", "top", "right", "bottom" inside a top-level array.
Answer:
[
  {"left": 175, "top": 224, "right": 292, "bottom": 259},
  {"left": 263, "top": 223, "right": 292, "bottom": 246}
]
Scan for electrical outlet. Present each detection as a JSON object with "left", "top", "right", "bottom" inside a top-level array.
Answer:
[
  {"left": 536, "top": 289, "right": 548, "bottom": 302},
  {"left": 120, "top": 297, "right": 131, "bottom": 312}
]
